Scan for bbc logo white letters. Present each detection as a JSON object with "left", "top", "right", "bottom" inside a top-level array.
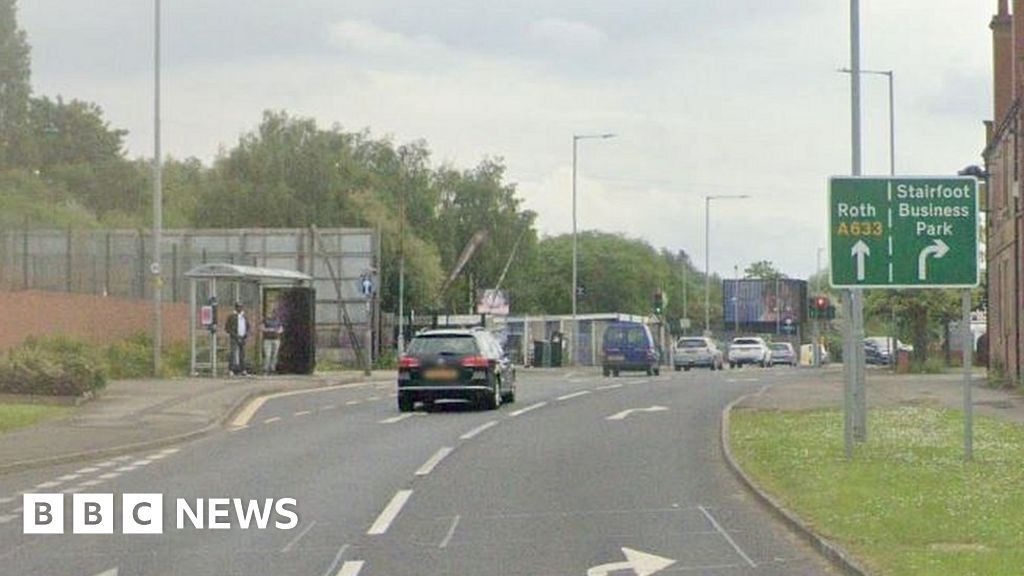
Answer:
[
  {"left": 23, "top": 494, "right": 63, "bottom": 534},
  {"left": 73, "top": 493, "right": 113, "bottom": 534},
  {"left": 123, "top": 494, "right": 162, "bottom": 534},
  {"left": 24, "top": 493, "right": 162, "bottom": 534}
]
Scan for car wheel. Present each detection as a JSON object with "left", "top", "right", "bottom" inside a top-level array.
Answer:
[
  {"left": 684, "top": 366, "right": 691, "bottom": 372},
  {"left": 397, "top": 393, "right": 414, "bottom": 413},
  {"left": 603, "top": 367, "right": 610, "bottom": 377},
  {"left": 483, "top": 378, "right": 501, "bottom": 411},
  {"left": 613, "top": 369, "right": 620, "bottom": 377},
  {"left": 645, "top": 366, "right": 653, "bottom": 376},
  {"left": 708, "top": 363, "right": 715, "bottom": 371},
  {"left": 502, "top": 384, "right": 516, "bottom": 404},
  {"left": 654, "top": 366, "right": 661, "bottom": 376},
  {"left": 674, "top": 365, "right": 681, "bottom": 372}
]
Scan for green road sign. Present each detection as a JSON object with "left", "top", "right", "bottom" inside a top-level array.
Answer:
[{"left": 829, "top": 177, "right": 979, "bottom": 288}]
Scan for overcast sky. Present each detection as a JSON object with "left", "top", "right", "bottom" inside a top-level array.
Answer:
[{"left": 19, "top": 1, "right": 994, "bottom": 279}]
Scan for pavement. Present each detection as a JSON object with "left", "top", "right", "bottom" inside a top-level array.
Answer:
[{"left": 0, "top": 370, "right": 394, "bottom": 474}]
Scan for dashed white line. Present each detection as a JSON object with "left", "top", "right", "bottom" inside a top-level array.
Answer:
[
  {"left": 98, "top": 472, "right": 120, "bottom": 480},
  {"left": 415, "top": 447, "right": 454, "bottom": 476},
  {"left": 557, "top": 390, "right": 591, "bottom": 401},
  {"left": 366, "top": 396, "right": 381, "bottom": 402},
  {"left": 699, "top": 505, "right": 757, "bottom": 568},
  {"left": 0, "top": 515, "right": 15, "bottom": 524},
  {"left": 295, "top": 410, "right": 312, "bottom": 417},
  {"left": 459, "top": 421, "right": 498, "bottom": 440},
  {"left": 114, "top": 466, "right": 137, "bottom": 473},
  {"left": 509, "top": 402, "right": 546, "bottom": 417},
  {"left": 34, "top": 481, "right": 61, "bottom": 489},
  {"left": 346, "top": 400, "right": 362, "bottom": 406},
  {"left": 131, "top": 460, "right": 152, "bottom": 467},
  {"left": 367, "top": 490, "right": 413, "bottom": 535},
  {"left": 0, "top": 497, "right": 14, "bottom": 505},
  {"left": 321, "top": 405, "right": 337, "bottom": 411},
  {"left": 263, "top": 417, "right": 282, "bottom": 424},
  {"left": 76, "top": 467, "right": 100, "bottom": 474},
  {"left": 58, "top": 474, "right": 81, "bottom": 482},
  {"left": 319, "top": 544, "right": 350, "bottom": 576},
  {"left": 336, "top": 561, "right": 365, "bottom": 576},
  {"left": 78, "top": 479, "right": 104, "bottom": 487},
  {"left": 596, "top": 383, "right": 624, "bottom": 390},
  {"left": 379, "top": 413, "right": 415, "bottom": 424},
  {"left": 280, "top": 519, "right": 317, "bottom": 553},
  {"left": 438, "top": 515, "right": 460, "bottom": 548}
]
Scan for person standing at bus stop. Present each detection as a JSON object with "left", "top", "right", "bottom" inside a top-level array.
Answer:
[
  {"left": 226, "top": 302, "right": 249, "bottom": 376},
  {"left": 262, "top": 308, "right": 284, "bottom": 375}
]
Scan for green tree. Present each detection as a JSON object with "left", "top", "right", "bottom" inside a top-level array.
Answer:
[
  {"left": 744, "top": 260, "right": 786, "bottom": 279},
  {"left": 865, "top": 290, "right": 959, "bottom": 364},
  {"left": 0, "top": 0, "right": 31, "bottom": 168}
]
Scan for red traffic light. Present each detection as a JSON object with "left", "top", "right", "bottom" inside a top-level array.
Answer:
[{"left": 814, "top": 296, "right": 829, "bottom": 310}]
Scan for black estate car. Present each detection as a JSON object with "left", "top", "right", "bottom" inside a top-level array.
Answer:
[{"left": 397, "top": 329, "right": 516, "bottom": 412}]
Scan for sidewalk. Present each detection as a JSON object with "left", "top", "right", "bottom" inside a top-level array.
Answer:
[
  {"left": 737, "top": 365, "right": 1024, "bottom": 424},
  {"left": 0, "top": 370, "right": 394, "bottom": 474}
]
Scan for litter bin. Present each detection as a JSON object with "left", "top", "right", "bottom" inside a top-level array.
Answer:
[
  {"left": 550, "top": 332, "right": 564, "bottom": 367},
  {"left": 533, "top": 340, "right": 551, "bottom": 367}
]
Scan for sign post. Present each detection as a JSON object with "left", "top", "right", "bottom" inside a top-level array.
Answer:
[{"left": 829, "top": 176, "right": 979, "bottom": 460}]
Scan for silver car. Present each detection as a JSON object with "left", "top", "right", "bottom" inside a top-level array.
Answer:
[{"left": 673, "top": 337, "right": 724, "bottom": 371}]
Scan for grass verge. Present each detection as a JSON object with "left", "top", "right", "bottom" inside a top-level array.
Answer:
[
  {"left": 0, "top": 403, "right": 70, "bottom": 434},
  {"left": 730, "top": 407, "right": 1024, "bottom": 576}
]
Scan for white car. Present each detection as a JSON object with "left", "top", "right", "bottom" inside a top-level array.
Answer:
[{"left": 728, "top": 337, "right": 772, "bottom": 368}]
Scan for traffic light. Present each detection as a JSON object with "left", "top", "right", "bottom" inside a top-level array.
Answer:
[
  {"left": 653, "top": 290, "right": 664, "bottom": 315},
  {"left": 808, "top": 295, "right": 831, "bottom": 319}
]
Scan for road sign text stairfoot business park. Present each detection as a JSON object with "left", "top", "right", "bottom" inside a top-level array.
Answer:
[{"left": 829, "top": 177, "right": 979, "bottom": 288}]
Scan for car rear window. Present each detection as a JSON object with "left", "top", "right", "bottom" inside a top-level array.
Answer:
[
  {"left": 770, "top": 344, "right": 790, "bottom": 351},
  {"left": 733, "top": 338, "right": 760, "bottom": 345},
  {"left": 408, "top": 335, "right": 478, "bottom": 355},
  {"left": 603, "top": 326, "right": 647, "bottom": 346},
  {"left": 677, "top": 339, "right": 706, "bottom": 348}
]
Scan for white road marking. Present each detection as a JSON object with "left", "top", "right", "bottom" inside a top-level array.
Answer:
[
  {"left": 415, "top": 447, "right": 454, "bottom": 476},
  {"left": 295, "top": 410, "right": 312, "bottom": 416},
  {"left": 114, "top": 466, "right": 137, "bottom": 473},
  {"left": 321, "top": 405, "right": 337, "bottom": 411},
  {"left": 319, "top": 544, "right": 350, "bottom": 576},
  {"left": 90, "top": 569, "right": 118, "bottom": 576},
  {"left": 34, "top": 481, "right": 61, "bottom": 489},
  {"left": 379, "top": 413, "right": 415, "bottom": 424},
  {"left": 76, "top": 467, "right": 100, "bottom": 474},
  {"left": 438, "top": 515, "right": 460, "bottom": 548},
  {"left": 586, "top": 547, "right": 675, "bottom": 576},
  {"left": 607, "top": 406, "right": 670, "bottom": 421},
  {"left": 366, "top": 396, "right": 381, "bottom": 402},
  {"left": 556, "top": 390, "right": 591, "bottom": 401},
  {"left": 93, "top": 461, "right": 117, "bottom": 468},
  {"left": 0, "top": 497, "right": 14, "bottom": 505},
  {"left": 229, "top": 380, "right": 385, "bottom": 427},
  {"left": 158, "top": 448, "right": 179, "bottom": 456},
  {"left": 263, "top": 417, "right": 282, "bottom": 424},
  {"left": 367, "top": 490, "right": 413, "bottom": 535},
  {"left": 280, "top": 519, "right": 317, "bottom": 553},
  {"left": 336, "top": 561, "right": 365, "bottom": 576},
  {"left": 230, "top": 426, "right": 249, "bottom": 432},
  {"left": 98, "top": 472, "right": 120, "bottom": 480},
  {"left": 78, "top": 479, "right": 104, "bottom": 487},
  {"left": 459, "top": 421, "right": 498, "bottom": 440},
  {"left": 699, "top": 506, "right": 757, "bottom": 568},
  {"left": 596, "top": 383, "right": 624, "bottom": 391},
  {"left": 58, "top": 474, "right": 80, "bottom": 482},
  {"left": 346, "top": 400, "right": 362, "bottom": 406},
  {"left": 509, "top": 402, "right": 547, "bottom": 417},
  {"left": 131, "top": 460, "right": 152, "bottom": 467},
  {"left": 0, "top": 515, "right": 15, "bottom": 524}
]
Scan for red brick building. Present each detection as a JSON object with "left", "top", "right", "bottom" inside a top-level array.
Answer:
[{"left": 985, "top": 0, "right": 1021, "bottom": 384}]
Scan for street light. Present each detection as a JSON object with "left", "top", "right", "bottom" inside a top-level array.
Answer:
[
  {"left": 571, "top": 132, "right": 615, "bottom": 365},
  {"left": 839, "top": 68, "right": 894, "bottom": 176},
  {"left": 703, "top": 195, "right": 749, "bottom": 334},
  {"left": 152, "top": 0, "right": 163, "bottom": 375}
]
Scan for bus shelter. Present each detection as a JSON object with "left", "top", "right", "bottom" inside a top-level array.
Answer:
[{"left": 184, "top": 263, "right": 314, "bottom": 377}]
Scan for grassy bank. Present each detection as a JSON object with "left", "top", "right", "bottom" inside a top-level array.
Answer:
[
  {"left": 0, "top": 404, "right": 70, "bottom": 434},
  {"left": 730, "top": 407, "right": 1024, "bottom": 575}
]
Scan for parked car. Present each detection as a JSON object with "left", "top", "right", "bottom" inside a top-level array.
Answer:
[
  {"left": 864, "top": 338, "right": 890, "bottom": 365},
  {"left": 768, "top": 342, "right": 796, "bottom": 366},
  {"left": 728, "top": 337, "right": 772, "bottom": 368},
  {"left": 397, "top": 328, "right": 516, "bottom": 412},
  {"left": 601, "top": 322, "right": 661, "bottom": 377},
  {"left": 673, "top": 337, "right": 724, "bottom": 371}
]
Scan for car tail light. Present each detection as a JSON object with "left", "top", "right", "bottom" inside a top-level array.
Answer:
[
  {"left": 398, "top": 355, "right": 421, "bottom": 369},
  {"left": 461, "top": 355, "right": 490, "bottom": 368}
]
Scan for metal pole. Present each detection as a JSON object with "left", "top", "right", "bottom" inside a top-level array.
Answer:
[
  {"left": 397, "top": 187, "right": 405, "bottom": 356},
  {"left": 733, "top": 265, "right": 739, "bottom": 334},
  {"left": 886, "top": 71, "right": 895, "bottom": 176},
  {"left": 775, "top": 276, "right": 781, "bottom": 335},
  {"left": 573, "top": 135, "right": 581, "bottom": 364},
  {"left": 152, "top": 0, "right": 163, "bottom": 376},
  {"left": 963, "top": 290, "right": 973, "bottom": 461},
  {"left": 704, "top": 196, "right": 711, "bottom": 335},
  {"left": 846, "top": 0, "right": 865, "bottom": 453},
  {"left": 682, "top": 262, "right": 688, "bottom": 335}
]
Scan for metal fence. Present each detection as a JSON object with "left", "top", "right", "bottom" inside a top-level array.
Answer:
[{"left": 0, "top": 227, "right": 380, "bottom": 362}]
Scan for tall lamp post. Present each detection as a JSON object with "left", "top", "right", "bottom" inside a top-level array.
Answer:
[
  {"left": 571, "top": 133, "right": 615, "bottom": 365},
  {"left": 152, "top": 0, "right": 163, "bottom": 375},
  {"left": 703, "top": 195, "right": 749, "bottom": 335},
  {"left": 839, "top": 67, "right": 895, "bottom": 176}
]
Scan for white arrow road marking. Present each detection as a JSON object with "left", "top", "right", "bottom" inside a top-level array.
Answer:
[
  {"left": 851, "top": 240, "right": 870, "bottom": 281},
  {"left": 90, "top": 569, "right": 118, "bottom": 576},
  {"left": 607, "top": 406, "right": 669, "bottom": 421},
  {"left": 586, "top": 547, "right": 676, "bottom": 576},
  {"left": 336, "top": 561, "right": 365, "bottom": 576},
  {"left": 917, "top": 238, "right": 950, "bottom": 280}
]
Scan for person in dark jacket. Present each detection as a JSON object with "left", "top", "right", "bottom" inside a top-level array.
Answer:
[{"left": 225, "top": 302, "right": 249, "bottom": 375}]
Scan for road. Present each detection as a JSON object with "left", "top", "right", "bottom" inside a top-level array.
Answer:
[{"left": 0, "top": 367, "right": 836, "bottom": 576}]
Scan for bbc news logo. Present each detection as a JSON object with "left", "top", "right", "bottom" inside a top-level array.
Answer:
[{"left": 23, "top": 494, "right": 298, "bottom": 534}]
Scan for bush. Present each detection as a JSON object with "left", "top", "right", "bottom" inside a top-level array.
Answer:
[
  {"left": 106, "top": 333, "right": 191, "bottom": 379},
  {"left": 910, "top": 357, "right": 946, "bottom": 374},
  {"left": 0, "top": 336, "right": 106, "bottom": 396}
]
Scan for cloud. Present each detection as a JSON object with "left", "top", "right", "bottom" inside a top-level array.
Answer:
[{"left": 529, "top": 17, "right": 608, "bottom": 52}]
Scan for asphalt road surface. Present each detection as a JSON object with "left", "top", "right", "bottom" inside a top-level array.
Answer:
[{"left": 0, "top": 366, "right": 836, "bottom": 576}]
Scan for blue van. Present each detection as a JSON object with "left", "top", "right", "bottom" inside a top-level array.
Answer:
[{"left": 601, "top": 322, "right": 661, "bottom": 377}]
